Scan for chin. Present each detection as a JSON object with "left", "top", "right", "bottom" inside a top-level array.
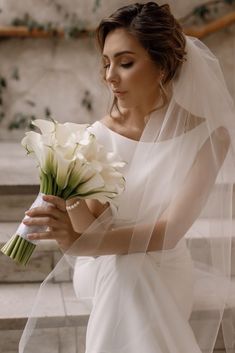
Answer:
[{"left": 117, "top": 99, "right": 133, "bottom": 109}]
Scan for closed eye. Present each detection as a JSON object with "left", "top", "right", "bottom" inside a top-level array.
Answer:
[
  {"left": 121, "top": 62, "right": 133, "bottom": 68},
  {"left": 103, "top": 62, "right": 134, "bottom": 69}
]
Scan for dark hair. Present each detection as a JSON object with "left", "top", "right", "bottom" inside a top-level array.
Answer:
[{"left": 95, "top": 2, "right": 186, "bottom": 117}]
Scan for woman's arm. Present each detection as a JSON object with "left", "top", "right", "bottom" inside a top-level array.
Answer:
[
  {"left": 25, "top": 126, "right": 230, "bottom": 255},
  {"left": 66, "top": 198, "right": 111, "bottom": 233},
  {"left": 67, "top": 126, "right": 230, "bottom": 256},
  {"left": 150, "top": 126, "right": 231, "bottom": 250}
]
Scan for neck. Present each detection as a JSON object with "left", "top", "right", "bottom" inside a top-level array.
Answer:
[
  {"left": 116, "top": 83, "right": 172, "bottom": 130},
  {"left": 118, "top": 99, "right": 161, "bottom": 130}
]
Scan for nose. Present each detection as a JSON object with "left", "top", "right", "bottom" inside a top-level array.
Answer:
[{"left": 105, "top": 65, "right": 120, "bottom": 85}]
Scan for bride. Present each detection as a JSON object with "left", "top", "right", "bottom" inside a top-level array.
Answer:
[{"left": 20, "top": 2, "right": 235, "bottom": 353}]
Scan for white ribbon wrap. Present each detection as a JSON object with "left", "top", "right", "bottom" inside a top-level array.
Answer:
[{"left": 16, "top": 192, "right": 52, "bottom": 245}]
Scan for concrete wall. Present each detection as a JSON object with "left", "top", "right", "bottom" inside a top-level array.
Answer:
[{"left": 0, "top": 0, "right": 234, "bottom": 141}]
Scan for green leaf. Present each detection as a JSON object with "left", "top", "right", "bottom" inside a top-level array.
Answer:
[
  {"left": 0, "top": 77, "right": 7, "bottom": 88},
  {"left": 193, "top": 5, "right": 210, "bottom": 20},
  {"left": 12, "top": 67, "right": 20, "bottom": 81}
]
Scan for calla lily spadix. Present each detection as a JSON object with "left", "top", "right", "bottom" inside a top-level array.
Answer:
[{"left": 1, "top": 118, "right": 126, "bottom": 265}]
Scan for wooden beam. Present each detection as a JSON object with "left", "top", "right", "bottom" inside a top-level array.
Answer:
[
  {"left": 0, "top": 26, "right": 93, "bottom": 39},
  {"left": 0, "top": 11, "right": 235, "bottom": 39},
  {"left": 183, "top": 11, "right": 235, "bottom": 38}
]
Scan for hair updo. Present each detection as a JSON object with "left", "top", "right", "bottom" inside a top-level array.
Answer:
[
  {"left": 96, "top": 2, "right": 186, "bottom": 84},
  {"left": 95, "top": 2, "right": 187, "bottom": 115}
]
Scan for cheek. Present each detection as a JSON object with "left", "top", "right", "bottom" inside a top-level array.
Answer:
[
  {"left": 124, "top": 64, "right": 158, "bottom": 90},
  {"left": 122, "top": 69, "right": 140, "bottom": 87},
  {"left": 141, "top": 67, "right": 159, "bottom": 88}
]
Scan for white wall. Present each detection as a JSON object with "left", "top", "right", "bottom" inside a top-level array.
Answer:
[{"left": 0, "top": 0, "right": 234, "bottom": 141}]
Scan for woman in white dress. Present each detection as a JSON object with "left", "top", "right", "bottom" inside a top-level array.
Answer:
[{"left": 20, "top": 2, "right": 235, "bottom": 353}]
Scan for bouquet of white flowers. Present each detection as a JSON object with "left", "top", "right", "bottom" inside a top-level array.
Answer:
[{"left": 1, "top": 119, "right": 126, "bottom": 265}]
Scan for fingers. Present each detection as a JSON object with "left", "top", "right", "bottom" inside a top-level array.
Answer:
[
  {"left": 25, "top": 205, "right": 63, "bottom": 220},
  {"left": 42, "top": 195, "right": 66, "bottom": 212},
  {"left": 27, "top": 231, "right": 55, "bottom": 241},
  {"left": 23, "top": 216, "right": 63, "bottom": 229},
  {"left": 27, "top": 229, "right": 75, "bottom": 248},
  {"left": 26, "top": 226, "right": 79, "bottom": 252}
]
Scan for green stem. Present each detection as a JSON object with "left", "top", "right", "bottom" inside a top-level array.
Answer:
[{"left": 1, "top": 234, "right": 36, "bottom": 266}]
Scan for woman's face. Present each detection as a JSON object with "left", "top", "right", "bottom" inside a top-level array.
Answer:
[{"left": 102, "top": 28, "right": 162, "bottom": 111}]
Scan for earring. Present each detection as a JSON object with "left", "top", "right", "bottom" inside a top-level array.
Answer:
[{"left": 159, "top": 75, "right": 168, "bottom": 107}]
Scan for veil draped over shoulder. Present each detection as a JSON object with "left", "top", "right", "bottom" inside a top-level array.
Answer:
[{"left": 19, "top": 36, "right": 235, "bottom": 353}]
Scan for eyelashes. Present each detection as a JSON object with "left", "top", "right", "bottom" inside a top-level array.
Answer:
[
  {"left": 121, "top": 62, "right": 134, "bottom": 68},
  {"left": 103, "top": 62, "right": 134, "bottom": 69}
]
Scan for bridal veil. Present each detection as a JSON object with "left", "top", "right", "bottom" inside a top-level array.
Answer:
[{"left": 19, "top": 34, "right": 235, "bottom": 353}]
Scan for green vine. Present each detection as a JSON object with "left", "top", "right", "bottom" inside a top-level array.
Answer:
[
  {"left": 8, "top": 0, "right": 103, "bottom": 38},
  {"left": 81, "top": 90, "right": 93, "bottom": 112},
  {"left": 11, "top": 67, "right": 20, "bottom": 81},
  {"left": 180, "top": 0, "right": 235, "bottom": 23},
  {"left": 11, "top": 13, "right": 61, "bottom": 37},
  {"left": 0, "top": 65, "right": 93, "bottom": 131},
  {"left": 0, "top": 67, "right": 54, "bottom": 131},
  {"left": 92, "top": 0, "right": 102, "bottom": 13},
  {"left": 8, "top": 107, "right": 53, "bottom": 131},
  {"left": 9, "top": 0, "right": 102, "bottom": 39},
  {"left": 11, "top": 11, "right": 91, "bottom": 39},
  {"left": 8, "top": 0, "right": 235, "bottom": 38},
  {"left": 0, "top": 75, "right": 7, "bottom": 123},
  {"left": 8, "top": 112, "right": 36, "bottom": 130},
  {"left": 1, "top": 0, "right": 234, "bottom": 133},
  {"left": 49, "top": 0, "right": 102, "bottom": 15}
]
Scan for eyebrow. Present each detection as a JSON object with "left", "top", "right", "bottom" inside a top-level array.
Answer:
[{"left": 102, "top": 50, "right": 136, "bottom": 59}]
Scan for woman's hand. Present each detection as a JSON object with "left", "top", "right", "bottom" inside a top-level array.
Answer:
[{"left": 23, "top": 194, "right": 80, "bottom": 252}]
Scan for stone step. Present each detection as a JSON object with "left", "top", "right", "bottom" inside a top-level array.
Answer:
[
  {"left": 0, "top": 282, "right": 88, "bottom": 353},
  {"left": 3, "top": 142, "right": 235, "bottom": 184},
  {"left": 0, "top": 142, "right": 39, "bottom": 186},
  {"left": 0, "top": 141, "right": 235, "bottom": 220},
  {"left": 1, "top": 185, "right": 234, "bottom": 221},
  {"left": 0, "top": 282, "right": 91, "bottom": 331},
  {"left": 0, "top": 281, "right": 234, "bottom": 352},
  {"left": 0, "top": 329, "right": 225, "bottom": 353},
  {"left": 0, "top": 222, "right": 71, "bottom": 283},
  {"left": 1, "top": 219, "right": 235, "bottom": 283},
  {"left": 0, "top": 327, "right": 86, "bottom": 353},
  {"left": 0, "top": 192, "right": 39, "bottom": 222}
]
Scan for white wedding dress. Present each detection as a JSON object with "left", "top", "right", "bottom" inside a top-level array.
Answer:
[{"left": 73, "top": 120, "right": 209, "bottom": 353}]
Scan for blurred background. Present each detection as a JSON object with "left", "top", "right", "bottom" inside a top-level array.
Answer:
[
  {"left": 0, "top": 0, "right": 234, "bottom": 141},
  {"left": 0, "top": 1, "right": 235, "bottom": 352}
]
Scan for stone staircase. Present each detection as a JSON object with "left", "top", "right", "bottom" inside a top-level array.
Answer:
[
  {"left": 0, "top": 143, "right": 89, "bottom": 352},
  {"left": 0, "top": 142, "right": 234, "bottom": 353}
]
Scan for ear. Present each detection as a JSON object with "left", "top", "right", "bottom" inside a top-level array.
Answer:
[{"left": 160, "top": 70, "right": 165, "bottom": 83}]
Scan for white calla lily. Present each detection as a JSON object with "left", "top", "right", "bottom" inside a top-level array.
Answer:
[
  {"left": 21, "top": 131, "right": 53, "bottom": 174},
  {"left": 64, "top": 122, "right": 90, "bottom": 136},
  {"left": 75, "top": 173, "right": 105, "bottom": 195},
  {"left": 3, "top": 119, "right": 126, "bottom": 265},
  {"left": 21, "top": 120, "right": 126, "bottom": 202},
  {"left": 52, "top": 149, "right": 75, "bottom": 190},
  {"left": 32, "top": 119, "right": 56, "bottom": 135},
  {"left": 55, "top": 122, "right": 90, "bottom": 147},
  {"left": 54, "top": 123, "right": 75, "bottom": 147},
  {"left": 68, "top": 161, "right": 96, "bottom": 189}
]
